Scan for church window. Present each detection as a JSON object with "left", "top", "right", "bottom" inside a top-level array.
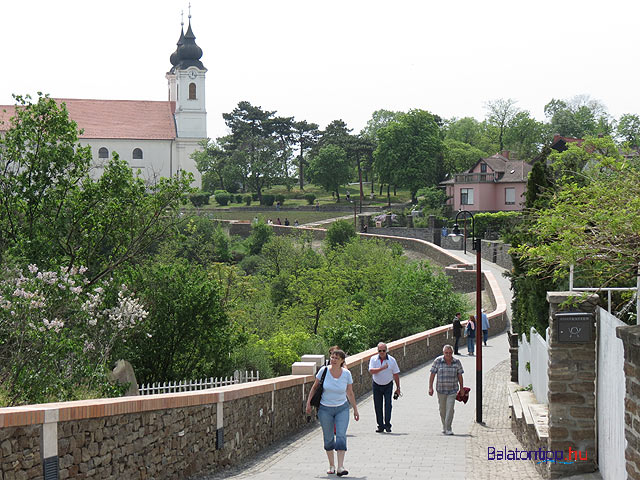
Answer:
[
  {"left": 189, "top": 83, "right": 197, "bottom": 100},
  {"left": 98, "top": 147, "right": 109, "bottom": 159},
  {"left": 132, "top": 148, "right": 143, "bottom": 160}
]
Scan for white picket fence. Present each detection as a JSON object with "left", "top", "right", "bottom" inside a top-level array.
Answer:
[
  {"left": 597, "top": 307, "right": 626, "bottom": 480},
  {"left": 138, "top": 370, "right": 260, "bottom": 396},
  {"left": 518, "top": 327, "right": 549, "bottom": 404}
]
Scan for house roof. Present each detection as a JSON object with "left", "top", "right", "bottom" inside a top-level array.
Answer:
[{"left": 0, "top": 99, "right": 177, "bottom": 140}]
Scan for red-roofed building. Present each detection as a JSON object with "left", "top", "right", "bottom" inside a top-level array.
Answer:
[
  {"left": 0, "top": 18, "right": 207, "bottom": 187},
  {"left": 440, "top": 151, "right": 532, "bottom": 212}
]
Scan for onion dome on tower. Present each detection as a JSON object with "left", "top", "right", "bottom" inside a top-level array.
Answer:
[
  {"left": 168, "top": 27, "right": 185, "bottom": 73},
  {"left": 169, "top": 18, "right": 205, "bottom": 72}
]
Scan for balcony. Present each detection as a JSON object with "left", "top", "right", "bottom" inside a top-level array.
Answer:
[{"left": 454, "top": 173, "right": 496, "bottom": 183}]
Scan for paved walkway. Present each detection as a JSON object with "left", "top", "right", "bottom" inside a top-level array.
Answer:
[{"left": 196, "top": 243, "right": 602, "bottom": 480}]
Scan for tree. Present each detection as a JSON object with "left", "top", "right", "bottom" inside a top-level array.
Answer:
[
  {"left": 374, "top": 109, "right": 444, "bottom": 202},
  {"left": 617, "top": 113, "right": 640, "bottom": 147},
  {"left": 360, "top": 109, "right": 403, "bottom": 142},
  {"left": 117, "top": 259, "right": 234, "bottom": 381},
  {"left": 0, "top": 94, "right": 193, "bottom": 283},
  {"left": 544, "top": 95, "right": 611, "bottom": 138},
  {"left": 443, "top": 139, "right": 487, "bottom": 174},
  {"left": 503, "top": 111, "right": 549, "bottom": 159},
  {"left": 291, "top": 120, "right": 320, "bottom": 189},
  {"left": 222, "top": 101, "right": 283, "bottom": 201},
  {"left": 307, "top": 144, "right": 350, "bottom": 201},
  {"left": 325, "top": 219, "right": 356, "bottom": 249},
  {"left": 512, "top": 137, "right": 639, "bottom": 322},
  {"left": 192, "top": 137, "right": 244, "bottom": 193},
  {"left": 484, "top": 98, "right": 520, "bottom": 152}
]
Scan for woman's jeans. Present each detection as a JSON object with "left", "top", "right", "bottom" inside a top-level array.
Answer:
[
  {"left": 318, "top": 402, "right": 350, "bottom": 451},
  {"left": 467, "top": 335, "right": 474, "bottom": 354}
]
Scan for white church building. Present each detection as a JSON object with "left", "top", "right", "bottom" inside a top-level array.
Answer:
[{"left": 0, "top": 18, "right": 207, "bottom": 187}]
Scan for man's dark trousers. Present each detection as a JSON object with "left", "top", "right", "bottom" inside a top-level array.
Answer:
[{"left": 373, "top": 380, "right": 393, "bottom": 429}]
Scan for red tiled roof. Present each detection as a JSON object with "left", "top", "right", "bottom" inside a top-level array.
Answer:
[{"left": 0, "top": 99, "right": 176, "bottom": 140}]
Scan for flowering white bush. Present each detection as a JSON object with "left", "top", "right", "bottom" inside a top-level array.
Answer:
[{"left": 0, "top": 264, "right": 148, "bottom": 405}]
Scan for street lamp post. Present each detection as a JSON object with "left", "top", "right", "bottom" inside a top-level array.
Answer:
[{"left": 452, "top": 210, "right": 483, "bottom": 424}]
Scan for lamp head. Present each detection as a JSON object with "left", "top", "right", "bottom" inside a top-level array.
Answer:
[{"left": 452, "top": 223, "right": 461, "bottom": 236}]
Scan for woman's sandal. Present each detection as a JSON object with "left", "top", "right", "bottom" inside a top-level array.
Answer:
[
  {"left": 327, "top": 466, "right": 336, "bottom": 474},
  {"left": 337, "top": 467, "right": 349, "bottom": 477}
]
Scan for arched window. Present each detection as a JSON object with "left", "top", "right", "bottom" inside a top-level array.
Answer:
[
  {"left": 98, "top": 147, "right": 109, "bottom": 159},
  {"left": 189, "top": 82, "right": 197, "bottom": 100},
  {"left": 132, "top": 148, "right": 143, "bottom": 160}
]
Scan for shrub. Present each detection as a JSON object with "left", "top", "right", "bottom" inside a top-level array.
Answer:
[
  {"left": 303, "top": 193, "right": 316, "bottom": 205},
  {"left": 275, "top": 194, "right": 285, "bottom": 205},
  {"left": 235, "top": 194, "right": 243, "bottom": 204},
  {"left": 246, "top": 222, "right": 274, "bottom": 255},
  {"left": 117, "top": 259, "right": 234, "bottom": 382},
  {"left": 261, "top": 194, "right": 275, "bottom": 206},
  {"left": 215, "top": 192, "right": 231, "bottom": 206},
  {"left": 326, "top": 219, "right": 356, "bottom": 249},
  {"left": 0, "top": 264, "right": 147, "bottom": 405},
  {"left": 244, "top": 194, "right": 252, "bottom": 206},
  {"left": 473, "top": 211, "right": 521, "bottom": 239},
  {"left": 252, "top": 193, "right": 259, "bottom": 201},
  {"left": 189, "top": 192, "right": 211, "bottom": 207}
]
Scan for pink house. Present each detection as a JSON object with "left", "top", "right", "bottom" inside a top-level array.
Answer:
[{"left": 441, "top": 151, "right": 532, "bottom": 212}]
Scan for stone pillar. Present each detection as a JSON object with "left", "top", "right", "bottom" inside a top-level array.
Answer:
[
  {"left": 616, "top": 324, "right": 640, "bottom": 480},
  {"left": 508, "top": 330, "right": 519, "bottom": 383},
  {"left": 545, "top": 292, "right": 599, "bottom": 478}
]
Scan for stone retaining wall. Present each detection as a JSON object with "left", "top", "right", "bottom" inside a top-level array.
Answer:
[
  {"left": 0, "top": 230, "right": 508, "bottom": 480},
  {"left": 617, "top": 324, "right": 640, "bottom": 480}
]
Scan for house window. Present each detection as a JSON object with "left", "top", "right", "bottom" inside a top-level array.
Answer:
[
  {"left": 480, "top": 163, "right": 487, "bottom": 173},
  {"left": 98, "top": 147, "right": 109, "bottom": 159},
  {"left": 132, "top": 148, "right": 143, "bottom": 160},
  {"left": 505, "top": 187, "right": 515, "bottom": 205},
  {"left": 461, "top": 188, "right": 474, "bottom": 205},
  {"left": 189, "top": 83, "right": 197, "bottom": 100}
]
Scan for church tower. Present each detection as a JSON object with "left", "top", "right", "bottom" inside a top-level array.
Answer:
[{"left": 166, "top": 11, "right": 207, "bottom": 139}]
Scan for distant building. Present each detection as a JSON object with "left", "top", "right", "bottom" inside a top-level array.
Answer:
[
  {"left": 0, "top": 16, "right": 207, "bottom": 187},
  {"left": 441, "top": 151, "right": 532, "bottom": 212}
]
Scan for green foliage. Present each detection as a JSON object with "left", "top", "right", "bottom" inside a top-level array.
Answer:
[
  {"left": 472, "top": 211, "right": 522, "bottom": 239},
  {"left": 215, "top": 191, "right": 231, "bottom": 206},
  {"left": 443, "top": 139, "right": 487, "bottom": 174},
  {"left": 323, "top": 322, "right": 369, "bottom": 356},
  {"left": 0, "top": 93, "right": 192, "bottom": 283},
  {"left": 189, "top": 192, "right": 211, "bottom": 207},
  {"left": 326, "top": 219, "right": 356, "bottom": 249},
  {"left": 235, "top": 194, "right": 243, "bottom": 203},
  {"left": 416, "top": 186, "right": 447, "bottom": 215},
  {"left": 303, "top": 193, "right": 317, "bottom": 205},
  {"left": 275, "top": 194, "right": 285, "bottom": 205},
  {"left": 0, "top": 264, "right": 147, "bottom": 405},
  {"left": 374, "top": 109, "right": 445, "bottom": 200},
  {"left": 116, "top": 259, "right": 234, "bottom": 382},
  {"left": 246, "top": 221, "right": 274, "bottom": 255},
  {"left": 243, "top": 194, "right": 252, "bottom": 205},
  {"left": 359, "top": 262, "right": 467, "bottom": 344},
  {"left": 307, "top": 144, "right": 350, "bottom": 201},
  {"left": 261, "top": 194, "right": 275, "bottom": 206}
]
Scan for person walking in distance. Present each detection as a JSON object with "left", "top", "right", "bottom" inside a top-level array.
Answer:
[
  {"left": 481, "top": 308, "right": 490, "bottom": 346},
  {"left": 466, "top": 315, "right": 476, "bottom": 356},
  {"left": 452, "top": 313, "right": 462, "bottom": 355},
  {"left": 368, "top": 342, "right": 401, "bottom": 433},
  {"left": 429, "top": 344, "right": 464, "bottom": 435},
  {"left": 306, "top": 349, "right": 359, "bottom": 477}
]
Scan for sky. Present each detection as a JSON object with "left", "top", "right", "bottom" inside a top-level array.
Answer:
[{"left": 2, "top": 0, "right": 640, "bottom": 140}]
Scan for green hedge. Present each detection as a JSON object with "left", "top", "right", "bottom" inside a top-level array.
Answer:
[
  {"left": 215, "top": 192, "right": 232, "bottom": 206},
  {"left": 189, "top": 192, "right": 211, "bottom": 207}
]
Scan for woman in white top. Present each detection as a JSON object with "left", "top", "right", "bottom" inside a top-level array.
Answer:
[{"left": 306, "top": 349, "right": 360, "bottom": 477}]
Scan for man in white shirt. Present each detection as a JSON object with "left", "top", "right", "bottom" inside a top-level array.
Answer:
[{"left": 368, "top": 342, "right": 401, "bottom": 433}]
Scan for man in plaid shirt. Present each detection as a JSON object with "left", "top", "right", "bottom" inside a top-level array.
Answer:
[{"left": 429, "top": 345, "right": 464, "bottom": 435}]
